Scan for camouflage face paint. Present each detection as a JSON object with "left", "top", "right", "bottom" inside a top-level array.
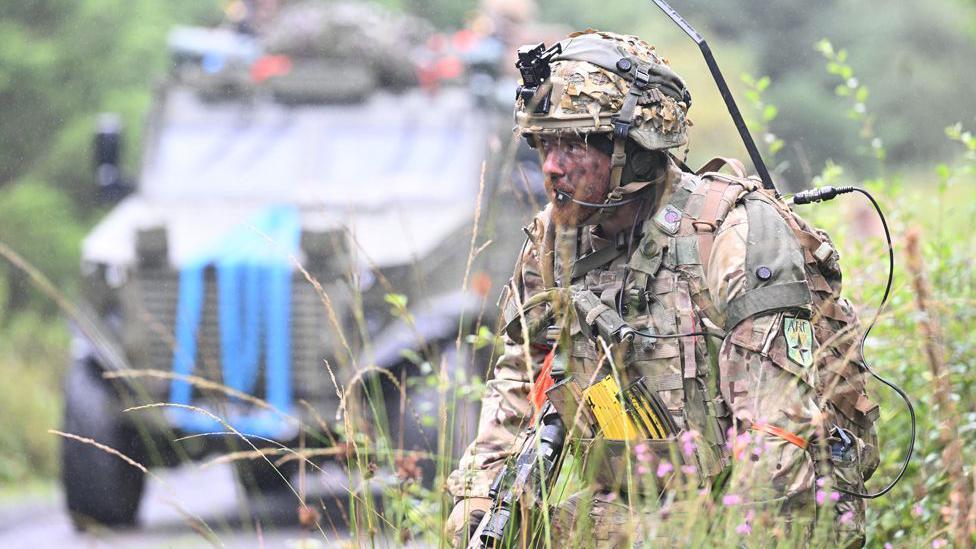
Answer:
[{"left": 539, "top": 136, "right": 612, "bottom": 227}]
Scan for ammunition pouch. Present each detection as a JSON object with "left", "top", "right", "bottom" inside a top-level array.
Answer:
[
  {"left": 572, "top": 288, "right": 635, "bottom": 345},
  {"left": 825, "top": 426, "right": 869, "bottom": 546},
  {"left": 573, "top": 435, "right": 686, "bottom": 491}
]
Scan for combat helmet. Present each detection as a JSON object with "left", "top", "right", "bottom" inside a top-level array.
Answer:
[{"left": 515, "top": 30, "right": 692, "bottom": 213}]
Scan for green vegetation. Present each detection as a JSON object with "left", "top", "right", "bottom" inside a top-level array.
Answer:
[
  {"left": 0, "top": 0, "right": 222, "bottom": 487},
  {"left": 0, "top": 309, "right": 69, "bottom": 481},
  {"left": 797, "top": 138, "right": 976, "bottom": 547},
  {"left": 0, "top": 1, "right": 972, "bottom": 546}
]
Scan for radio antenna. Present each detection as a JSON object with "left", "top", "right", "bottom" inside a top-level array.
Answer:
[{"left": 650, "top": 0, "right": 777, "bottom": 194}]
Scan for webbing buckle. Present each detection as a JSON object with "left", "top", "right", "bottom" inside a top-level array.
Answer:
[
  {"left": 611, "top": 116, "right": 631, "bottom": 140},
  {"left": 691, "top": 220, "right": 717, "bottom": 233},
  {"left": 633, "top": 64, "right": 651, "bottom": 89},
  {"left": 606, "top": 189, "right": 624, "bottom": 203},
  {"left": 611, "top": 64, "right": 652, "bottom": 139}
]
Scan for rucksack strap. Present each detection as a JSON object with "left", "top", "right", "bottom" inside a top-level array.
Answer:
[
  {"left": 696, "top": 156, "right": 747, "bottom": 178},
  {"left": 682, "top": 178, "right": 751, "bottom": 272}
]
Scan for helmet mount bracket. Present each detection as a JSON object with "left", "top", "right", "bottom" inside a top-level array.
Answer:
[{"left": 516, "top": 43, "right": 563, "bottom": 114}]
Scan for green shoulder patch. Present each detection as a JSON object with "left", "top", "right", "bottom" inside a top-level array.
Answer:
[{"left": 784, "top": 317, "right": 814, "bottom": 367}]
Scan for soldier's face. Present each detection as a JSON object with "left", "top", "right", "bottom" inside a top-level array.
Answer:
[{"left": 538, "top": 135, "right": 612, "bottom": 227}]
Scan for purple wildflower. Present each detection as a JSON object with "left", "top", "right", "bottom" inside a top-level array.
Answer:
[
  {"left": 839, "top": 511, "right": 854, "bottom": 525},
  {"left": 637, "top": 465, "right": 649, "bottom": 476},
  {"left": 932, "top": 539, "right": 948, "bottom": 548},
  {"left": 884, "top": 544, "right": 893, "bottom": 549},
  {"left": 817, "top": 477, "right": 827, "bottom": 488},
  {"left": 731, "top": 431, "right": 753, "bottom": 460},
  {"left": 816, "top": 490, "right": 827, "bottom": 506},
  {"left": 681, "top": 465, "right": 697, "bottom": 475},
  {"left": 722, "top": 494, "right": 742, "bottom": 506},
  {"left": 656, "top": 462, "right": 673, "bottom": 478},
  {"left": 752, "top": 443, "right": 764, "bottom": 458},
  {"left": 912, "top": 503, "right": 923, "bottom": 517},
  {"left": 737, "top": 431, "right": 752, "bottom": 446},
  {"left": 734, "top": 509, "right": 754, "bottom": 535},
  {"left": 830, "top": 491, "right": 841, "bottom": 503},
  {"left": 681, "top": 430, "right": 699, "bottom": 457}
]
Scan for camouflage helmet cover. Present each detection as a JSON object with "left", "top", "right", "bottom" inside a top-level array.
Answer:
[{"left": 516, "top": 30, "right": 691, "bottom": 151}]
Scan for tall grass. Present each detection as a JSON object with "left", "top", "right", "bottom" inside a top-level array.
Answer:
[
  {"left": 0, "top": 310, "right": 67, "bottom": 484},
  {"left": 0, "top": 41, "right": 973, "bottom": 548}
]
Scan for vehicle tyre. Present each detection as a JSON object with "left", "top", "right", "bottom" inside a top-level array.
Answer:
[
  {"left": 383, "top": 343, "right": 484, "bottom": 486},
  {"left": 234, "top": 458, "right": 296, "bottom": 495},
  {"left": 62, "top": 357, "right": 146, "bottom": 528}
]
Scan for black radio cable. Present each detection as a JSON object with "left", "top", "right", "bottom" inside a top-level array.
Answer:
[
  {"left": 793, "top": 185, "right": 916, "bottom": 499},
  {"left": 615, "top": 185, "right": 914, "bottom": 498}
]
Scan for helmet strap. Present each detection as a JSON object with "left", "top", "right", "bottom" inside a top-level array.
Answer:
[
  {"left": 577, "top": 135, "right": 627, "bottom": 225},
  {"left": 581, "top": 60, "right": 652, "bottom": 226},
  {"left": 609, "top": 135, "right": 627, "bottom": 194}
]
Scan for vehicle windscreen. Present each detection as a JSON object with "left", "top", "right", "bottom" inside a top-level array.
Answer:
[{"left": 140, "top": 87, "right": 487, "bottom": 205}]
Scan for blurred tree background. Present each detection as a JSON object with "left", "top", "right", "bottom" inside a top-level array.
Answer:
[
  {"left": 0, "top": 0, "right": 221, "bottom": 488},
  {"left": 3, "top": 1, "right": 973, "bottom": 305},
  {"left": 0, "top": 0, "right": 972, "bottom": 545}
]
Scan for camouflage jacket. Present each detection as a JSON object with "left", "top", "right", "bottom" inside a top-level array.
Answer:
[{"left": 448, "top": 158, "right": 879, "bottom": 539}]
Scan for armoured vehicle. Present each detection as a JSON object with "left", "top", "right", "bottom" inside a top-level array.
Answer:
[{"left": 62, "top": 9, "right": 537, "bottom": 527}]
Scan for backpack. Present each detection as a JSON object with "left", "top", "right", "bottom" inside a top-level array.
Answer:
[{"left": 649, "top": 157, "right": 881, "bottom": 489}]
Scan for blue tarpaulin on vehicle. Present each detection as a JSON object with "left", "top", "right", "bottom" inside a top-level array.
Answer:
[{"left": 169, "top": 205, "right": 299, "bottom": 438}]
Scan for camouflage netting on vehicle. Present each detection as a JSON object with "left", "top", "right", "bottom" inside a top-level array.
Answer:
[{"left": 262, "top": 1, "right": 434, "bottom": 89}]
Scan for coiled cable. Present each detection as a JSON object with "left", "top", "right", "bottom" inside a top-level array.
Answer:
[{"left": 792, "top": 185, "right": 915, "bottom": 499}]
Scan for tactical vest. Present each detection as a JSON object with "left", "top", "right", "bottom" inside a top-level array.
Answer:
[{"left": 505, "top": 158, "right": 880, "bottom": 490}]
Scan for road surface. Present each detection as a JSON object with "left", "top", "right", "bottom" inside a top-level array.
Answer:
[{"left": 0, "top": 462, "right": 409, "bottom": 548}]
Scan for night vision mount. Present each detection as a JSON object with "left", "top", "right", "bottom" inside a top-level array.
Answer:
[{"left": 515, "top": 42, "right": 562, "bottom": 114}]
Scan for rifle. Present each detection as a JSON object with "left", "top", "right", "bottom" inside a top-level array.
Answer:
[
  {"left": 471, "top": 290, "right": 674, "bottom": 547},
  {"left": 472, "top": 401, "right": 566, "bottom": 548}
]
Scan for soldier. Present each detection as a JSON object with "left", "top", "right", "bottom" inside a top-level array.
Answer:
[{"left": 447, "top": 30, "right": 879, "bottom": 547}]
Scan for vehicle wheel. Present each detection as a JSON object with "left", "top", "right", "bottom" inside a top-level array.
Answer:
[
  {"left": 62, "top": 357, "right": 146, "bottom": 528},
  {"left": 382, "top": 343, "right": 483, "bottom": 486},
  {"left": 234, "top": 458, "right": 296, "bottom": 495}
]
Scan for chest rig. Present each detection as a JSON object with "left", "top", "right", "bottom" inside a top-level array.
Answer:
[
  {"left": 503, "top": 159, "right": 880, "bottom": 489},
  {"left": 575, "top": 163, "right": 758, "bottom": 483},
  {"left": 513, "top": 162, "right": 755, "bottom": 485}
]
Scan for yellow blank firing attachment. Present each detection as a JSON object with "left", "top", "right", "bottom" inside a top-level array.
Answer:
[{"left": 583, "top": 375, "right": 675, "bottom": 440}]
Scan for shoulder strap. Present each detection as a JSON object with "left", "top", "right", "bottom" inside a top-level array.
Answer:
[
  {"left": 680, "top": 176, "right": 753, "bottom": 272},
  {"left": 696, "top": 156, "right": 747, "bottom": 178}
]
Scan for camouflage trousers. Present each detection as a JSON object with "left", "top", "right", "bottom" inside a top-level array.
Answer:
[
  {"left": 547, "top": 488, "right": 863, "bottom": 548},
  {"left": 456, "top": 487, "right": 863, "bottom": 548}
]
